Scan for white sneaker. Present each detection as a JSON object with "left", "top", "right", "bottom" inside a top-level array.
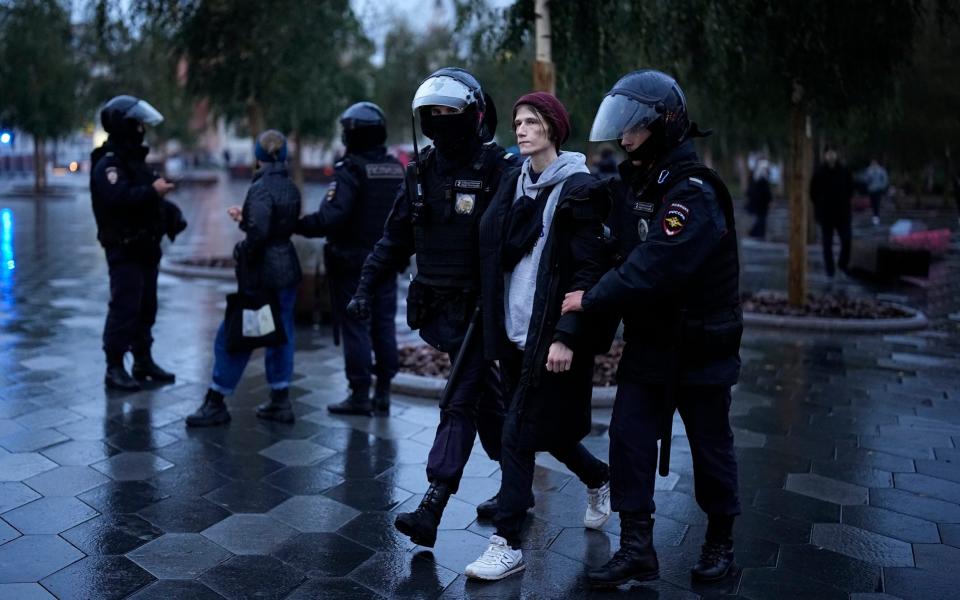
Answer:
[
  {"left": 584, "top": 481, "right": 611, "bottom": 530},
  {"left": 464, "top": 534, "right": 525, "bottom": 581}
]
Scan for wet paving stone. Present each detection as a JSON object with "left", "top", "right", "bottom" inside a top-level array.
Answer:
[
  {"left": 323, "top": 478, "right": 412, "bottom": 512},
  {"left": 127, "top": 533, "right": 233, "bottom": 579},
  {"left": 39, "top": 440, "right": 118, "bottom": 466},
  {"left": 61, "top": 513, "right": 163, "bottom": 555},
  {"left": 201, "top": 555, "right": 304, "bottom": 600},
  {"left": 0, "top": 534, "right": 85, "bottom": 582},
  {"left": 272, "top": 532, "right": 374, "bottom": 577},
  {"left": 91, "top": 452, "right": 174, "bottom": 481},
  {"left": 262, "top": 464, "right": 345, "bottom": 495},
  {"left": 128, "top": 579, "right": 225, "bottom": 600},
  {"left": 785, "top": 472, "right": 869, "bottom": 505},
  {"left": 2, "top": 496, "right": 98, "bottom": 534},
  {"left": 842, "top": 505, "right": 941, "bottom": 543},
  {"left": 77, "top": 480, "right": 168, "bottom": 514},
  {"left": 883, "top": 567, "right": 960, "bottom": 600},
  {"left": 335, "top": 511, "right": 417, "bottom": 552},
  {"left": 0, "top": 519, "right": 20, "bottom": 545},
  {"left": 778, "top": 543, "right": 883, "bottom": 592},
  {"left": 203, "top": 480, "right": 291, "bottom": 513},
  {"left": 285, "top": 577, "right": 383, "bottom": 600},
  {"left": 0, "top": 452, "right": 58, "bottom": 482},
  {"left": 810, "top": 523, "right": 915, "bottom": 567},
  {"left": 202, "top": 514, "right": 298, "bottom": 555},
  {"left": 753, "top": 488, "right": 841, "bottom": 523},
  {"left": 268, "top": 495, "right": 360, "bottom": 532},
  {"left": 137, "top": 496, "right": 230, "bottom": 533},
  {"left": 0, "top": 583, "right": 56, "bottom": 599},
  {"left": 811, "top": 460, "right": 894, "bottom": 488},
  {"left": 0, "top": 480, "right": 41, "bottom": 512},
  {"left": 0, "top": 427, "right": 69, "bottom": 452},
  {"left": 39, "top": 555, "right": 155, "bottom": 600},
  {"left": 739, "top": 566, "right": 849, "bottom": 600},
  {"left": 894, "top": 472, "right": 960, "bottom": 504},
  {"left": 23, "top": 465, "right": 110, "bottom": 497},
  {"left": 869, "top": 488, "right": 960, "bottom": 523},
  {"left": 349, "top": 551, "right": 459, "bottom": 599}
]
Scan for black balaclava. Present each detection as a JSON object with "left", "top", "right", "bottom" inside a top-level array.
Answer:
[
  {"left": 424, "top": 106, "right": 481, "bottom": 163},
  {"left": 626, "top": 119, "right": 665, "bottom": 166}
]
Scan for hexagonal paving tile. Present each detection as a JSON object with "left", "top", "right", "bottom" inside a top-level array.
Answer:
[
  {"left": 201, "top": 555, "right": 304, "bottom": 600},
  {"left": 785, "top": 473, "right": 869, "bottom": 506},
  {"left": 0, "top": 583, "right": 56, "bottom": 599},
  {"left": 40, "top": 440, "right": 118, "bottom": 466},
  {"left": 127, "top": 580, "right": 224, "bottom": 600},
  {"left": 268, "top": 495, "right": 360, "bottom": 533},
  {"left": 23, "top": 466, "right": 110, "bottom": 497},
  {"left": 13, "top": 408, "right": 82, "bottom": 430},
  {"left": 271, "top": 532, "right": 374, "bottom": 577},
  {"left": 203, "top": 480, "right": 290, "bottom": 513},
  {"left": 810, "top": 523, "right": 914, "bottom": 567},
  {"left": 2, "top": 497, "right": 99, "bottom": 534},
  {"left": 127, "top": 533, "right": 232, "bottom": 579},
  {"left": 0, "top": 452, "right": 58, "bottom": 481},
  {"left": 202, "top": 514, "right": 298, "bottom": 555},
  {"left": 0, "top": 535, "right": 84, "bottom": 582},
  {"left": 0, "top": 428, "right": 69, "bottom": 452},
  {"left": 39, "top": 555, "right": 156, "bottom": 600},
  {"left": 61, "top": 513, "right": 163, "bottom": 555},
  {"left": 0, "top": 481, "right": 42, "bottom": 512},
  {"left": 91, "top": 452, "right": 174, "bottom": 481},
  {"left": 137, "top": 496, "right": 230, "bottom": 533},
  {"left": 258, "top": 439, "right": 337, "bottom": 466},
  {"left": 0, "top": 519, "right": 21, "bottom": 545}
]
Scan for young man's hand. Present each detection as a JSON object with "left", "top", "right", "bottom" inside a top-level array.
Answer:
[
  {"left": 561, "top": 290, "right": 585, "bottom": 315},
  {"left": 546, "top": 341, "right": 573, "bottom": 373}
]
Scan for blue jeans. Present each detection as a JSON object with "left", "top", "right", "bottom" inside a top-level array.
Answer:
[{"left": 210, "top": 285, "right": 297, "bottom": 395}]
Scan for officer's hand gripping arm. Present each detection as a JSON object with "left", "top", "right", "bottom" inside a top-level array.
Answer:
[{"left": 297, "top": 167, "right": 359, "bottom": 238}]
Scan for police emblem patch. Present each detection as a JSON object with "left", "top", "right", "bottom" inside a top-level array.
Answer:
[
  {"left": 324, "top": 181, "right": 337, "bottom": 202},
  {"left": 637, "top": 218, "right": 649, "bottom": 241},
  {"left": 105, "top": 167, "right": 118, "bottom": 185},
  {"left": 662, "top": 202, "right": 689, "bottom": 236},
  {"left": 455, "top": 193, "right": 476, "bottom": 215}
]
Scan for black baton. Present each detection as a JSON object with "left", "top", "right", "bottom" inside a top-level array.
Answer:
[
  {"left": 659, "top": 309, "right": 687, "bottom": 477},
  {"left": 440, "top": 305, "right": 480, "bottom": 406}
]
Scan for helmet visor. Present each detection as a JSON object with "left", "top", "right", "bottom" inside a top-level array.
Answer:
[
  {"left": 588, "top": 94, "right": 659, "bottom": 142},
  {"left": 412, "top": 76, "right": 475, "bottom": 113},
  {"left": 125, "top": 99, "right": 164, "bottom": 126}
]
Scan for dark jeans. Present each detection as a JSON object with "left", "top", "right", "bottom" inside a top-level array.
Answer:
[
  {"left": 869, "top": 191, "right": 883, "bottom": 217},
  {"left": 328, "top": 269, "right": 398, "bottom": 390},
  {"left": 425, "top": 334, "right": 505, "bottom": 490},
  {"left": 610, "top": 380, "right": 740, "bottom": 518},
  {"left": 494, "top": 347, "right": 609, "bottom": 548},
  {"left": 102, "top": 247, "right": 160, "bottom": 362},
  {"left": 820, "top": 217, "right": 851, "bottom": 276}
]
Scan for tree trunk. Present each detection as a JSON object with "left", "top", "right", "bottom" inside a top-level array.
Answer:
[
  {"left": 290, "top": 129, "right": 304, "bottom": 193},
  {"left": 533, "top": 0, "right": 555, "bottom": 93},
  {"left": 33, "top": 136, "right": 46, "bottom": 193},
  {"left": 787, "top": 102, "right": 809, "bottom": 307}
]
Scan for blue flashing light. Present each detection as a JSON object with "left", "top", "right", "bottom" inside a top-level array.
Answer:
[
  {"left": 1, "top": 209, "right": 14, "bottom": 275},
  {"left": 0, "top": 131, "right": 11, "bottom": 145}
]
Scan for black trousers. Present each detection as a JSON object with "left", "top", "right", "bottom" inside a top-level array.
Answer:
[
  {"left": 328, "top": 269, "right": 398, "bottom": 390},
  {"left": 610, "top": 379, "right": 740, "bottom": 518},
  {"left": 820, "top": 217, "right": 851, "bottom": 276},
  {"left": 869, "top": 192, "right": 883, "bottom": 218},
  {"left": 425, "top": 335, "right": 504, "bottom": 490},
  {"left": 494, "top": 347, "right": 609, "bottom": 548},
  {"left": 102, "top": 247, "right": 160, "bottom": 363}
]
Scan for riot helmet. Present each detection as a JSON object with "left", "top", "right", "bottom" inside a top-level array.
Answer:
[
  {"left": 100, "top": 95, "right": 164, "bottom": 146},
  {"left": 589, "top": 70, "right": 689, "bottom": 163},
  {"left": 340, "top": 102, "right": 387, "bottom": 153},
  {"left": 412, "top": 67, "right": 490, "bottom": 150}
]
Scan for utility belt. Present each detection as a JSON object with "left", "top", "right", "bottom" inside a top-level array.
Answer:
[
  {"left": 629, "top": 304, "right": 742, "bottom": 364},
  {"left": 323, "top": 244, "right": 368, "bottom": 275},
  {"left": 407, "top": 279, "right": 477, "bottom": 353}
]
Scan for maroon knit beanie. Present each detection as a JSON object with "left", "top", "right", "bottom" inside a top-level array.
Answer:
[{"left": 513, "top": 91, "right": 571, "bottom": 150}]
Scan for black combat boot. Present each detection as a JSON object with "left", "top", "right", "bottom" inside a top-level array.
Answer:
[
  {"left": 256, "top": 387, "right": 295, "bottom": 423},
  {"left": 327, "top": 385, "right": 373, "bottom": 416},
  {"left": 132, "top": 349, "right": 176, "bottom": 384},
  {"left": 476, "top": 492, "right": 535, "bottom": 519},
  {"left": 373, "top": 378, "right": 391, "bottom": 415},
  {"left": 105, "top": 355, "right": 141, "bottom": 391},
  {"left": 394, "top": 481, "right": 452, "bottom": 547},
  {"left": 691, "top": 515, "right": 735, "bottom": 582},
  {"left": 587, "top": 513, "right": 659, "bottom": 588},
  {"left": 186, "top": 389, "right": 231, "bottom": 427}
]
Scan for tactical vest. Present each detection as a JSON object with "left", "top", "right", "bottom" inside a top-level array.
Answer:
[
  {"left": 411, "top": 143, "right": 509, "bottom": 289},
  {"left": 328, "top": 152, "right": 404, "bottom": 253}
]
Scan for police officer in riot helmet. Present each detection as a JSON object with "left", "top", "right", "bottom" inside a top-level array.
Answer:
[
  {"left": 296, "top": 102, "right": 403, "bottom": 416},
  {"left": 91, "top": 95, "right": 186, "bottom": 391},
  {"left": 562, "top": 70, "right": 743, "bottom": 586},
  {"left": 347, "top": 67, "right": 517, "bottom": 548}
]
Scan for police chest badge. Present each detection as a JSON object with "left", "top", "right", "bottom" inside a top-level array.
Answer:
[
  {"left": 105, "top": 166, "right": 118, "bottom": 185},
  {"left": 637, "top": 218, "right": 649, "bottom": 241},
  {"left": 455, "top": 193, "right": 476, "bottom": 215},
  {"left": 662, "top": 202, "right": 690, "bottom": 236}
]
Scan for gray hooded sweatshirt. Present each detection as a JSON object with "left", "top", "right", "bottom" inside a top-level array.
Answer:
[{"left": 505, "top": 151, "right": 590, "bottom": 348}]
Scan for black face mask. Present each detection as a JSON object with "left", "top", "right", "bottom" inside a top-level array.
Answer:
[
  {"left": 116, "top": 119, "right": 146, "bottom": 147},
  {"left": 427, "top": 110, "right": 478, "bottom": 155},
  {"left": 625, "top": 120, "right": 664, "bottom": 166}
]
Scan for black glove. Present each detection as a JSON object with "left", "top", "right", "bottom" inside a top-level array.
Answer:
[{"left": 346, "top": 294, "right": 371, "bottom": 321}]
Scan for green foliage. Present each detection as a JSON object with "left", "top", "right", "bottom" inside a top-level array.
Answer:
[
  {"left": 0, "top": 0, "right": 82, "bottom": 139},
  {"left": 142, "top": 0, "right": 371, "bottom": 141}
]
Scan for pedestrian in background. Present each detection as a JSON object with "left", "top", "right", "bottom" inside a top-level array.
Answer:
[
  {"left": 746, "top": 158, "right": 772, "bottom": 240},
  {"left": 187, "top": 130, "right": 302, "bottom": 427},
  {"left": 864, "top": 157, "right": 889, "bottom": 226},
  {"left": 810, "top": 146, "right": 854, "bottom": 278}
]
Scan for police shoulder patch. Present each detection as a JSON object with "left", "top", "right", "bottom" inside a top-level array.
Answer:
[
  {"left": 662, "top": 202, "right": 690, "bottom": 237},
  {"left": 324, "top": 181, "right": 337, "bottom": 202},
  {"left": 105, "top": 166, "right": 119, "bottom": 185}
]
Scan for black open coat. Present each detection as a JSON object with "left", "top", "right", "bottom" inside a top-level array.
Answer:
[{"left": 479, "top": 168, "right": 614, "bottom": 450}]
